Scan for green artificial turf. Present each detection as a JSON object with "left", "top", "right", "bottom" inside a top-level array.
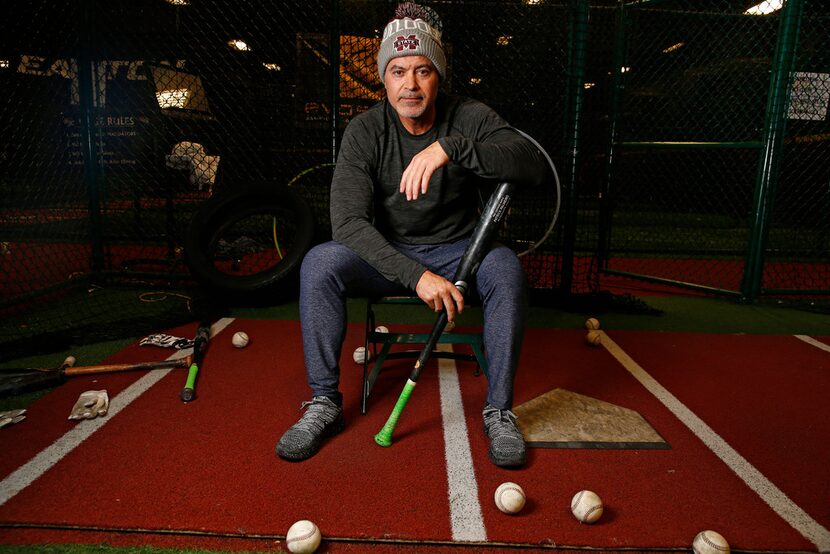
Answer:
[{"left": 231, "top": 293, "right": 830, "bottom": 335}]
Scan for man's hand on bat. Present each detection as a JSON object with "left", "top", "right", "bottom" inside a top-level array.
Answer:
[{"left": 415, "top": 270, "right": 465, "bottom": 322}]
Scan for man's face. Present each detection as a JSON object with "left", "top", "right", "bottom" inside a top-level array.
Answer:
[{"left": 383, "top": 55, "right": 440, "bottom": 129}]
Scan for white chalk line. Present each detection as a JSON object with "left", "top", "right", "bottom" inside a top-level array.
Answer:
[
  {"left": 794, "top": 334, "right": 830, "bottom": 354},
  {"left": 600, "top": 331, "right": 830, "bottom": 553},
  {"left": 0, "top": 318, "right": 235, "bottom": 507},
  {"left": 437, "top": 344, "right": 487, "bottom": 542}
]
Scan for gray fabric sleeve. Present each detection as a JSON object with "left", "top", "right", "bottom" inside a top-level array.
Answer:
[
  {"left": 329, "top": 97, "right": 547, "bottom": 290},
  {"left": 329, "top": 121, "right": 426, "bottom": 289},
  {"left": 438, "top": 102, "right": 547, "bottom": 186}
]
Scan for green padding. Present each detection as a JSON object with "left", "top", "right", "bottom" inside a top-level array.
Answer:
[
  {"left": 184, "top": 363, "right": 199, "bottom": 389},
  {"left": 374, "top": 379, "right": 416, "bottom": 447}
]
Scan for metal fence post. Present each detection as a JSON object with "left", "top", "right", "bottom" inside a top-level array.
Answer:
[
  {"left": 598, "top": 0, "right": 629, "bottom": 270},
  {"left": 330, "top": 0, "right": 341, "bottom": 163},
  {"left": 560, "top": 0, "right": 590, "bottom": 295},
  {"left": 741, "top": 0, "right": 804, "bottom": 302},
  {"left": 78, "top": 0, "right": 104, "bottom": 274}
]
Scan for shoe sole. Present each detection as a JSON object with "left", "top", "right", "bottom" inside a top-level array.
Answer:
[{"left": 489, "top": 449, "right": 526, "bottom": 468}]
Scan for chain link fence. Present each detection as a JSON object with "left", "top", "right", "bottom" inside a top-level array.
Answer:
[
  {"left": 597, "top": 0, "right": 829, "bottom": 301},
  {"left": 768, "top": 6, "right": 830, "bottom": 297},
  {"left": 1, "top": 0, "right": 828, "bottom": 360},
  {"left": 0, "top": 0, "right": 572, "bottom": 360}
]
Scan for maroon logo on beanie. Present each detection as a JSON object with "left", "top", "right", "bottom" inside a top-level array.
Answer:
[{"left": 393, "top": 35, "right": 420, "bottom": 51}]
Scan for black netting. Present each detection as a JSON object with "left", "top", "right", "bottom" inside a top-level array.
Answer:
[
  {"left": 1, "top": 0, "right": 828, "bottom": 360},
  {"left": 767, "top": 9, "right": 830, "bottom": 295},
  {"left": 597, "top": 0, "right": 829, "bottom": 300},
  {"left": 0, "top": 0, "right": 573, "bottom": 359}
]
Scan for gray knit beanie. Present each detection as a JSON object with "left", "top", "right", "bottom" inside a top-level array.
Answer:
[{"left": 377, "top": 2, "right": 446, "bottom": 81}]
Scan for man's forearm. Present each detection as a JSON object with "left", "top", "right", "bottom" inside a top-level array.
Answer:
[
  {"left": 332, "top": 217, "right": 425, "bottom": 289},
  {"left": 438, "top": 133, "right": 546, "bottom": 186}
]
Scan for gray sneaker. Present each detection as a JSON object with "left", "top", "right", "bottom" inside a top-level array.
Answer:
[
  {"left": 483, "top": 404, "right": 527, "bottom": 467},
  {"left": 276, "top": 396, "right": 344, "bottom": 461}
]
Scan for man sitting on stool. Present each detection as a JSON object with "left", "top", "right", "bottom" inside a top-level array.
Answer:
[{"left": 276, "top": 2, "right": 546, "bottom": 468}]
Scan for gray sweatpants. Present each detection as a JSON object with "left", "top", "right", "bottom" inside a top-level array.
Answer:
[{"left": 298, "top": 239, "right": 527, "bottom": 410}]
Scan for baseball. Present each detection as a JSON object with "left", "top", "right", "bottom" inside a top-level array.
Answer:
[
  {"left": 584, "top": 317, "right": 600, "bottom": 330},
  {"left": 353, "top": 346, "right": 371, "bottom": 364},
  {"left": 232, "top": 331, "right": 249, "bottom": 348},
  {"left": 375, "top": 325, "right": 389, "bottom": 333},
  {"left": 585, "top": 330, "right": 602, "bottom": 347},
  {"left": 494, "top": 482, "right": 526, "bottom": 514},
  {"left": 286, "top": 519, "right": 321, "bottom": 553},
  {"left": 570, "top": 490, "right": 603, "bottom": 523},
  {"left": 693, "top": 530, "right": 730, "bottom": 554}
]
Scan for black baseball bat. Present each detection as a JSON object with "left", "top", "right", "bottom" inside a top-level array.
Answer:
[
  {"left": 375, "top": 181, "right": 516, "bottom": 446},
  {"left": 180, "top": 323, "right": 210, "bottom": 402}
]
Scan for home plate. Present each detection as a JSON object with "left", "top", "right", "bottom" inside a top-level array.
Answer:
[{"left": 514, "top": 388, "right": 669, "bottom": 449}]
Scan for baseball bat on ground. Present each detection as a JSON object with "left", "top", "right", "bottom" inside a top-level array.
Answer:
[
  {"left": 0, "top": 355, "right": 192, "bottom": 398},
  {"left": 374, "top": 181, "right": 516, "bottom": 447},
  {"left": 180, "top": 323, "right": 210, "bottom": 403}
]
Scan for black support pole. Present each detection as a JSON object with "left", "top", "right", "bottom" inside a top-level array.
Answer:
[{"left": 78, "top": 0, "right": 104, "bottom": 274}]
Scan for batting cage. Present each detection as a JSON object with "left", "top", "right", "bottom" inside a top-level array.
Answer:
[
  {"left": 1, "top": 0, "right": 828, "bottom": 361},
  {"left": 596, "top": 0, "right": 830, "bottom": 304}
]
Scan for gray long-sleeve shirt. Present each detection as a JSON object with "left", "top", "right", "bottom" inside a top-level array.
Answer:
[{"left": 330, "top": 92, "right": 546, "bottom": 289}]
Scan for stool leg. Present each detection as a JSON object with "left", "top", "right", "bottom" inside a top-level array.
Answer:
[
  {"left": 470, "top": 340, "right": 488, "bottom": 378},
  {"left": 362, "top": 301, "right": 373, "bottom": 415}
]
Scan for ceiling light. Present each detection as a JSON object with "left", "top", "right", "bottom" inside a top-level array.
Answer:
[
  {"left": 228, "top": 39, "right": 250, "bottom": 51},
  {"left": 744, "top": 0, "right": 783, "bottom": 15},
  {"left": 662, "top": 42, "right": 685, "bottom": 54}
]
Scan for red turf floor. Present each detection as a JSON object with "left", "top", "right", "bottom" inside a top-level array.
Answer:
[{"left": 1, "top": 319, "right": 828, "bottom": 552}]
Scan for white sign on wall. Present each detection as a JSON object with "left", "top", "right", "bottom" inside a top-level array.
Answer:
[{"left": 787, "top": 71, "right": 829, "bottom": 121}]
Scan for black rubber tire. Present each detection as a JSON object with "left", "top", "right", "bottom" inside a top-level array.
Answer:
[{"left": 184, "top": 189, "right": 315, "bottom": 294}]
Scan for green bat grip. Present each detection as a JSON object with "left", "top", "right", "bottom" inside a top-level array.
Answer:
[
  {"left": 180, "top": 325, "right": 210, "bottom": 403},
  {"left": 374, "top": 379, "right": 416, "bottom": 447},
  {"left": 180, "top": 363, "right": 199, "bottom": 402}
]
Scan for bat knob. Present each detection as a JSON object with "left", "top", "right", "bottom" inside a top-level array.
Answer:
[
  {"left": 374, "top": 432, "right": 392, "bottom": 447},
  {"left": 180, "top": 388, "right": 195, "bottom": 403}
]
